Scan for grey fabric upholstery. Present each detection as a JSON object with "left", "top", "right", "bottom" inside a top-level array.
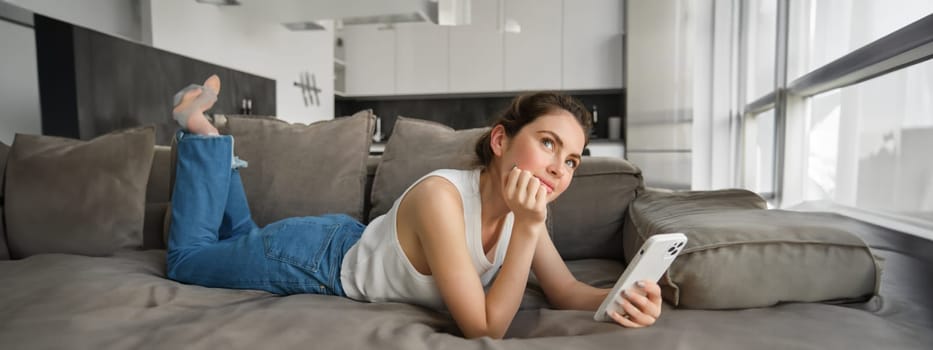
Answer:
[
  {"left": 4, "top": 127, "right": 155, "bottom": 258},
  {"left": 369, "top": 117, "right": 487, "bottom": 220},
  {"left": 0, "top": 141, "right": 7, "bottom": 199},
  {"left": 0, "top": 248, "right": 929, "bottom": 349},
  {"left": 0, "top": 142, "right": 9, "bottom": 260},
  {"left": 143, "top": 146, "right": 172, "bottom": 250},
  {"left": 363, "top": 155, "right": 380, "bottom": 223},
  {"left": 624, "top": 188, "right": 882, "bottom": 309},
  {"left": 548, "top": 156, "right": 643, "bottom": 260},
  {"left": 217, "top": 111, "right": 374, "bottom": 226},
  {"left": 0, "top": 204, "right": 7, "bottom": 261}
]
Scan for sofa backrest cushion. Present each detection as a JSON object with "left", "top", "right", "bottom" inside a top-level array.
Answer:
[
  {"left": 142, "top": 145, "right": 171, "bottom": 249},
  {"left": 0, "top": 205, "right": 6, "bottom": 261},
  {"left": 369, "top": 117, "right": 487, "bottom": 221},
  {"left": 0, "top": 141, "right": 9, "bottom": 260},
  {"left": 370, "top": 117, "right": 645, "bottom": 260},
  {"left": 4, "top": 127, "right": 155, "bottom": 258},
  {"left": 548, "top": 156, "right": 643, "bottom": 260},
  {"left": 0, "top": 141, "right": 8, "bottom": 200},
  {"left": 196, "top": 111, "right": 374, "bottom": 228}
]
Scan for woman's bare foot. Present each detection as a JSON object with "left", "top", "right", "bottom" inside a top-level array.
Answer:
[
  {"left": 172, "top": 75, "right": 221, "bottom": 135},
  {"left": 203, "top": 74, "right": 220, "bottom": 96}
]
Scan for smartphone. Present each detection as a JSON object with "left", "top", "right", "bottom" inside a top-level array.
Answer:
[{"left": 594, "top": 233, "right": 688, "bottom": 322}]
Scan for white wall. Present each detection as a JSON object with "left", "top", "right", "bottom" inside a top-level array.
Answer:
[
  {"left": 147, "top": 0, "right": 335, "bottom": 124},
  {"left": 0, "top": 19, "right": 41, "bottom": 145},
  {"left": 6, "top": 0, "right": 142, "bottom": 41}
]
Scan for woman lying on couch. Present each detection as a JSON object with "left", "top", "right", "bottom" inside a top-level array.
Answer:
[{"left": 166, "top": 75, "right": 664, "bottom": 339}]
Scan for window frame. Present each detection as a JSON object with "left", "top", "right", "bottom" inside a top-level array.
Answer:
[{"left": 739, "top": 4, "right": 933, "bottom": 209}]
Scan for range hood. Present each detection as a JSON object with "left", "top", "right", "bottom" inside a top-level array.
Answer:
[
  {"left": 205, "top": 0, "right": 470, "bottom": 30},
  {"left": 340, "top": 0, "right": 470, "bottom": 26}
]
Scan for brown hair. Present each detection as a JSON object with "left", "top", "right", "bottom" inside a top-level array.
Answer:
[{"left": 474, "top": 92, "right": 592, "bottom": 167}]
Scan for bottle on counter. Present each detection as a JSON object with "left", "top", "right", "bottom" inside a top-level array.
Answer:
[
  {"left": 373, "top": 116, "right": 383, "bottom": 143},
  {"left": 591, "top": 105, "right": 599, "bottom": 138}
]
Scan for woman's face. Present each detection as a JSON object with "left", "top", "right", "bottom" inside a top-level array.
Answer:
[{"left": 494, "top": 110, "right": 586, "bottom": 202}]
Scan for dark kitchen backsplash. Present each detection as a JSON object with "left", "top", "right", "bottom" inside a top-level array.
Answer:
[{"left": 336, "top": 90, "right": 624, "bottom": 142}]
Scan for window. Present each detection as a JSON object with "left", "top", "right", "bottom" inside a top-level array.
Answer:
[
  {"left": 789, "top": 0, "right": 933, "bottom": 80},
  {"left": 743, "top": 109, "right": 776, "bottom": 196},
  {"left": 804, "top": 60, "right": 933, "bottom": 222},
  {"left": 736, "top": 0, "right": 933, "bottom": 234},
  {"left": 746, "top": 0, "right": 778, "bottom": 100}
]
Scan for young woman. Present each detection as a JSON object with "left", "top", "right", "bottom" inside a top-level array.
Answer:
[{"left": 166, "top": 75, "right": 664, "bottom": 339}]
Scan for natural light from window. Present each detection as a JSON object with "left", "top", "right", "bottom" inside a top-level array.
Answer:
[
  {"left": 803, "top": 59, "right": 933, "bottom": 226},
  {"left": 789, "top": 0, "right": 933, "bottom": 80}
]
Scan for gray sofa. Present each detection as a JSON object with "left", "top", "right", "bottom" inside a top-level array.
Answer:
[{"left": 0, "top": 113, "right": 931, "bottom": 349}]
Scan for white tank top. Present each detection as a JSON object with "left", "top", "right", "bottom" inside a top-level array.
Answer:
[{"left": 340, "top": 168, "right": 514, "bottom": 310}]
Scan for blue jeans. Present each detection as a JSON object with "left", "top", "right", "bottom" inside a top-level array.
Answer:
[{"left": 165, "top": 131, "right": 363, "bottom": 296}]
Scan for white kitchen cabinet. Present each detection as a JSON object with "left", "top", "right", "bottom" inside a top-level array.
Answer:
[
  {"left": 395, "top": 23, "right": 449, "bottom": 94},
  {"left": 449, "top": 0, "right": 504, "bottom": 92},
  {"left": 341, "top": 0, "right": 624, "bottom": 96},
  {"left": 343, "top": 25, "right": 395, "bottom": 96},
  {"left": 503, "top": 0, "right": 562, "bottom": 91},
  {"left": 562, "top": 0, "right": 624, "bottom": 90}
]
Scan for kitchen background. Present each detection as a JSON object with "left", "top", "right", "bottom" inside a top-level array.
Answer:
[{"left": 1, "top": 0, "right": 626, "bottom": 156}]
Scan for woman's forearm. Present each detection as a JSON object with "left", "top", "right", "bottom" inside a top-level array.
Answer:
[
  {"left": 557, "top": 282, "right": 611, "bottom": 311},
  {"left": 479, "top": 221, "right": 543, "bottom": 339}
]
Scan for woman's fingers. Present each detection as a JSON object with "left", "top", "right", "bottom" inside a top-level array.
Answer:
[
  {"left": 505, "top": 166, "right": 521, "bottom": 198},
  {"left": 503, "top": 168, "right": 549, "bottom": 223},
  {"left": 642, "top": 281, "right": 664, "bottom": 314},
  {"left": 609, "top": 310, "right": 641, "bottom": 328},
  {"left": 622, "top": 288, "right": 660, "bottom": 319},
  {"left": 516, "top": 169, "right": 532, "bottom": 202},
  {"left": 616, "top": 296, "right": 656, "bottom": 327},
  {"left": 535, "top": 182, "right": 548, "bottom": 210},
  {"left": 526, "top": 176, "right": 541, "bottom": 205}
]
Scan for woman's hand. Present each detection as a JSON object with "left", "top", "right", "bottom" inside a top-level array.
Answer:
[
  {"left": 608, "top": 280, "right": 663, "bottom": 328},
  {"left": 503, "top": 166, "right": 549, "bottom": 225}
]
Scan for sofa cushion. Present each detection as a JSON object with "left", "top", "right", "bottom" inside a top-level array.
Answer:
[
  {"left": 5, "top": 127, "right": 155, "bottom": 258},
  {"left": 0, "top": 141, "right": 8, "bottom": 200},
  {"left": 0, "top": 204, "right": 7, "bottom": 261},
  {"left": 369, "top": 117, "right": 487, "bottom": 220},
  {"left": 623, "top": 188, "right": 883, "bottom": 309},
  {"left": 0, "top": 142, "right": 9, "bottom": 260},
  {"left": 215, "top": 111, "right": 374, "bottom": 226},
  {"left": 548, "top": 157, "right": 643, "bottom": 260},
  {"left": 143, "top": 146, "right": 172, "bottom": 250}
]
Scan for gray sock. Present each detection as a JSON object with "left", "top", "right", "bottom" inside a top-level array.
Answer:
[{"left": 172, "top": 84, "right": 218, "bottom": 130}]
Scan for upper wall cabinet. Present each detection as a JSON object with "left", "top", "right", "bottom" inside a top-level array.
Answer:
[
  {"left": 449, "top": 0, "right": 504, "bottom": 92},
  {"left": 395, "top": 23, "right": 449, "bottom": 94},
  {"left": 503, "top": 0, "right": 563, "bottom": 91},
  {"left": 562, "top": 0, "right": 624, "bottom": 90},
  {"left": 340, "top": 0, "right": 624, "bottom": 96},
  {"left": 343, "top": 25, "right": 395, "bottom": 96}
]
